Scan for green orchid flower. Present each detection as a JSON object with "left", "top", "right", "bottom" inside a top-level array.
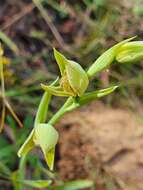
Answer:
[
  {"left": 18, "top": 124, "right": 59, "bottom": 170},
  {"left": 41, "top": 48, "right": 89, "bottom": 97},
  {"left": 18, "top": 90, "right": 58, "bottom": 170}
]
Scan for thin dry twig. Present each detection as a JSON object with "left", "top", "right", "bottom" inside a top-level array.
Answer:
[
  {"left": 2, "top": 1, "right": 73, "bottom": 54},
  {"left": 1, "top": 4, "right": 35, "bottom": 31},
  {"left": 0, "top": 46, "right": 23, "bottom": 131},
  {"left": 4, "top": 99, "right": 23, "bottom": 128},
  {"left": 32, "top": 0, "right": 71, "bottom": 53}
]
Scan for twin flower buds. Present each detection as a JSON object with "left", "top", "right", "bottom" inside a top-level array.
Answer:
[
  {"left": 87, "top": 37, "right": 143, "bottom": 78},
  {"left": 18, "top": 37, "right": 143, "bottom": 170}
]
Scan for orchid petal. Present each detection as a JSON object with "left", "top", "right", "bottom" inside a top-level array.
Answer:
[
  {"left": 53, "top": 48, "right": 68, "bottom": 75},
  {"left": 41, "top": 84, "right": 74, "bottom": 96},
  {"left": 18, "top": 129, "right": 35, "bottom": 157},
  {"left": 66, "top": 60, "right": 89, "bottom": 96}
]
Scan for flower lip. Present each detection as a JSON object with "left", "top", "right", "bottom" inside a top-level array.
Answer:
[{"left": 34, "top": 124, "right": 59, "bottom": 151}]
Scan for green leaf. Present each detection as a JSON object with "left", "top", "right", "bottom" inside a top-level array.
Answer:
[
  {"left": 0, "top": 161, "right": 11, "bottom": 176},
  {"left": 52, "top": 180, "right": 93, "bottom": 190},
  {"left": 11, "top": 171, "right": 20, "bottom": 190},
  {"left": 78, "top": 86, "right": 118, "bottom": 105},
  {"left": 0, "top": 144, "right": 15, "bottom": 160},
  {"left": 0, "top": 31, "right": 19, "bottom": 54},
  {"left": 87, "top": 36, "right": 136, "bottom": 78},
  {"left": 64, "top": 86, "right": 118, "bottom": 112},
  {"left": 53, "top": 48, "right": 68, "bottom": 75},
  {"left": 133, "top": 6, "right": 143, "bottom": 16},
  {"left": 20, "top": 179, "right": 52, "bottom": 188}
]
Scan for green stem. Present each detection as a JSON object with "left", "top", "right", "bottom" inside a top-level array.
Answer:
[
  {"left": 17, "top": 91, "right": 51, "bottom": 189},
  {"left": 34, "top": 91, "right": 51, "bottom": 126},
  {"left": 17, "top": 155, "right": 27, "bottom": 190},
  {"left": 48, "top": 97, "right": 73, "bottom": 125}
]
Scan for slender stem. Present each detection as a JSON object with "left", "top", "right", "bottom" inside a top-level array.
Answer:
[
  {"left": 32, "top": 0, "right": 70, "bottom": 53},
  {"left": 0, "top": 64, "right": 23, "bottom": 129},
  {"left": 0, "top": 49, "right": 6, "bottom": 132},
  {"left": 48, "top": 97, "right": 73, "bottom": 125},
  {"left": 17, "top": 155, "right": 27, "bottom": 190},
  {"left": 34, "top": 91, "right": 51, "bottom": 126},
  {"left": 5, "top": 99, "right": 23, "bottom": 128},
  {"left": 0, "top": 60, "right": 5, "bottom": 96}
]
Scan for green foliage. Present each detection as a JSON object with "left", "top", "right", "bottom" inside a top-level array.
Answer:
[
  {"left": 18, "top": 179, "right": 52, "bottom": 188},
  {"left": 0, "top": 31, "right": 19, "bottom": 55}
]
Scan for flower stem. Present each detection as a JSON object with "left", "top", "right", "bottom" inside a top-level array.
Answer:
[
  {"left": 48, "top": 97, "right": 73, "bottom": 125},
  {"left": 34, "top": 91, "right": 51, "bottom": 126},
  {"left": 17, "top": 155, "right": 27, "bottom": 190}
]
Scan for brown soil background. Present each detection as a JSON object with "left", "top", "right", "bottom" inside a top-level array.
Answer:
[{"left": 56, "top": 102, "right": 143, "bottom": 190}]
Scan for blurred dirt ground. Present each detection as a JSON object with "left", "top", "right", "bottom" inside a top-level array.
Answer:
[{"left": 57, "top": 102, "right": 143, "bottom": 190}]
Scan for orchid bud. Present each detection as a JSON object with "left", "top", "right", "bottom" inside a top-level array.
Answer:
[
  {"left": 116, "top": 41, "right": 143, "bottom": 63},
  {"left": 87, "top": 37, "right": 136, "bottom": 78},
  {"left": 18, "top": 124, "right": 59, "bottom": 170},
  {"left": 41, "top": 49, "right": 89, "bottom": 97}
]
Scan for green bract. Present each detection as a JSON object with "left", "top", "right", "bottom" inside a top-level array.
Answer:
[
  {"left": 41, "top": 48, "right": 89, "bottom": 97},
  {"left": 18, "top": 124, "right": 59, "bottom": 170},
  {"left": 116, "top": 41, "right": 143, "bottom": 63}
]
